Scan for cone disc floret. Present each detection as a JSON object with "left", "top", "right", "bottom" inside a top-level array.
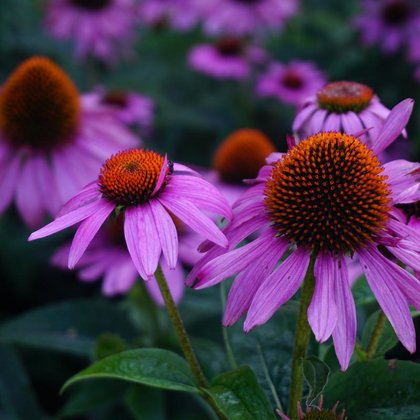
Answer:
[
  {"left": 99, "top": 149, "right": 170, "bottom": 206},
  {"left": 0, "top": 57, "right": 80, "bottom": 151},
  {"left": 265, "top": 132, "right": 391, "bottom": 254},
  {"left": 317, "top": 81, "right": 374, "bottom": 113}
]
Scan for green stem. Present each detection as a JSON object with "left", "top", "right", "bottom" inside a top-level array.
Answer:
[
  {"left": 288, "top": 254, "right": 316, "bottom": 420},
  {"left": 155, "top": 265, "right": 207, "bottom": 388},
  {"left": 220, "top": 283, "right": 237, "bottom": 369},
  {"left": 366, "top": 311, "right": 386, "bottom": 359},
  {"left": 154, "top": 266, "right": 227, "bottom": 419}
]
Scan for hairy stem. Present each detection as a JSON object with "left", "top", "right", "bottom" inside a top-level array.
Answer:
[
  {"left": 366, "top": 311, "right": 386, "bottom": 359},
  {"left": 288, "top": 254, "right": 316, "bottom": 419}
]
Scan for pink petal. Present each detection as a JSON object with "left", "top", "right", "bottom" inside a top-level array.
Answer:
[
  {"left": 341, "top": 112, "right": 363, "bottom": 137},
  {"left": 292, "top": 103, "right": 317, "bottom": 131},
  {"left": 136, "top": 204, "right": 162, "bottom": 279},
  {"left": 332, "top": 257, "right": 356, "bottom": 371},
  {"left": 57, "top": 181, "right": 100, "bottom": 217},
  {"left": 358, "top": 245, "right": 416, "bottom": 353},
  {"left": 123, "top": 207, "right": 148, "bottom": 280},
  {"left": 173, "top": 162, "right": 199, "bottom": 175},
  {"left": 102, "top": 257, "right": 138, "bottom": 296},
  {"left": 308, "top": 252, "right": 338, "bottom": 343},
  {"left": 150, "top": 200, "right": 178, "bottom": 269},
  {"left": 68, "top": 201, "right": 114, "bottom": 269},
  {"left": 29, "top": 199, "right": 104, "bottom": 241},
  {"left": 244, "top": 248, "right": 310, "bottom": 332},
  {"left": 0, "top": 152, "right": 21, "bottom": 213},
  {"left": 372, "top": 98, "right": 414, "bottom": 155},
  {"left": 158, "top": 193, "right": 227, "bottom": 248},
  {"left": 152, "top": 154, "right": 168, "bottom": 196}
]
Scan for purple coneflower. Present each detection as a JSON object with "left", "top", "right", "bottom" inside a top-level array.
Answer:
[
  {"left": 138, "top": 0, "right": 201, "bottom": 31},
  {"left": 52, "top": 215, "right": 185, "bottom": 303},
  {"left": 45, "top": 0, "right": 138, "bottom": 63},
  {"left": 354, "top": 0, "right": 420, "bottom": 54},
  {"left": 29, "top": 148, "right": 231, "bottom": 281},
  {"left": 293, "top": 81, "right": 396, "bottom": 146},
  {"left": 0, "top": 57, "right": 137, "bottom": 228},
  {"left": 188, "top": 99, "right": 420, "bottom": 371},
  {"left": 188, "top": 39, "right": 266, "bottom": 80},
  {"left": 201, "top": 0, "right": 298, "bottom": 37},
  {"left": 256, "top": 60, "right": 326, "bottom": 107},
  {"left": 83, "top": 88, "right": 154, "bottom": 132},
  {"left": 206, "top": 128, "right": 277, "bottom": 204}
]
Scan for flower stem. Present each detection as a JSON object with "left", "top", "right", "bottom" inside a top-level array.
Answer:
[
  {"left": 220, "top": 283, "right": 237, "bottom": 369},
  {"left": 366, "top": 311, "right": 386, "bottom": 359},
  {"left": 155, "top": 266, "right": 227, "bottom": 419},
  {"left": 288, "top": 254, "right": 316, "bottom": 420},
  {"left": 155, "top": 265, "right": 208, "bottom": 388}
]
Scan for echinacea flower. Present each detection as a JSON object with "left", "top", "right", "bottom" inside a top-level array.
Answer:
[
  {"left": 354, "top": 0, "right": 420, "bottom": 54},
  {"left": 201, "top": 0, "right": 298, "bottom": 37},
  {"left": 0, "top": 57, "right": 137, "bottom": 228},
  {"left": 188, "top": 99, "right": 420, "bottom": 371},
  {"left": 138, "top": 0, "right": 201, "bottom": 31},
  {"left": 45, "top": 0, "right": 138, "bottom": 63},
  {"left": 52, "top": 215, "right": 185, "bottom": 303},
  {"left": 188, "top": 39, "right": 266, "bottom": 80},
  {"left": 29, "top": 148, "right": 231, "bottom": 281},
  {"left": 293, "top": 81, "right": 398, "bottom": 146},
  {"left": 206, "top": 128, "right": 277, "bottom": 203},
  {"left": 256, "top": 60, "right": 326, "bottom": 107},
  {"left": 83, "top": 88, "right": 154, "bottom": 132}
]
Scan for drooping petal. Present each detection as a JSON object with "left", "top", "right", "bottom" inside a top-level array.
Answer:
[
  {"left": 152, "top": 154, "right": 168, "bottom": 196},
  {"left": 158, "top": 193, "right": 227, "bottom": 248},
  {"left": 29, "top": 199, "right": 104, "bottom": 241},
  {"left": 68, "top": 200, "right": 114, "bottom": 269},
  {"left": 0, "top": 152, "right": 21, "bottom": 213},
  {"left": 195, "top": 230, "right": 278, "bottom": 289},
  {"left": 358, "top": 245, "right": 416, "bottom": 353},
  {"left": 372, "top": 98, "right": 414, "bottom": 155},
  {"left": 332, "top": 257, "right": 356, "bottom": 371},
  {"left": 387, "top": 245, "right": 420, "bottom": 272},
  {"left": 57, "top": 181, "right": 100, "bottom": 217},
  {"left": 244, "top": 248, "right": 310, "bottom": 332},
  {"left": 102, "top": 256, "right": 138, "bottom": 296},
  {"left": 124, "top": 207, "right": 148, "bottom": 280},
  {"left": 292, "top": 104, "right": 317, "bottom": 131},
  {"left": 308, "top": 252, "right": 338, "bottom": 343},
  {"left": 150, "top": 199, "right": 178, "bottom": 269},
  {"left": 136, "top": 204, "right": 162, "bottom": 279},
  {"left": 341, "top": 112, "right": 364, "bottom": 137},
  {"left": 223, "top": 238, "right": 288, "bottom": 326}
]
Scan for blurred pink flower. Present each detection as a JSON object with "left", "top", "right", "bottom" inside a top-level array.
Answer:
[
  {"left": 188, "top": 99, "right": 420, "bottom": 371},
  {"left": 293, "top": 81, "right": 399, "bottom": 147},
  {"left": 0, "top": 57, "right": 137, "bottom": 228},
  {"left": 30, "top": 149, "right": 231, "bottom": 281},
  {"left": 201, "top": 0, "right": 298, "bottom": 37},
  {"left": 45, "top": 0, "right": 138, "bottom": 63},
  {"left": 188, "top": 39, "right": 266, "bottom": 80},
  {"left": 256, "top": 60, "right": 326, "bottom": 106}
]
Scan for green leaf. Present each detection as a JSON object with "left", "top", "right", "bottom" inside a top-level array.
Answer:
[
  {"left": 62, "top": 348, "right": 200, "bottom": 394},
  {"left": 361, "top": 311, "right": 398, "bottom": 357},
  {"left": 93, "top": 333, "right": 127, "bottom": 361},
  {"left": 124, "top": 385, "right": 165, "bottom": 420},
  {"left": 323, "top": 359, "right": 420, "bottom": 419},
  {"left": 0, "top": 299, "right": 137, "bottom": 357},
  {"left": 302, "top": 356, "right": 330, "bottom": 405},
  {"left": 206, "top": 366, "right": 276, "bottom": 420},
  {"left": 0, "top": 346, "right": 46, "bottom": 420}
]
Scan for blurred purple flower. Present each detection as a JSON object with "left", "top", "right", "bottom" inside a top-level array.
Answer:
[
  {"left": 0, "top": 57, "right": 137, "bottom": 228},
  {"left": 256, "top": 60, "right": 326, "bottom": 106},
  {"left": 188, "top": 99, "right": 420, "bottom": 371},
  {"left": 354, "top": 0, "right": 420, "bottom": 54},
  {"left": 45, "top": 0, "right": 138, "bottom": 63},
  {"left": 29, "top": 149, "right": 231, "bottom": 281},
  {"left": 188, "top": 39, "right": 266, "bottom": 80},
  {"left": 293, "top": 81, "right": 398, "bottom": 147},
  {"left": 201, "top": 0, "right": 298, "bottom": 37},
  {"left": 83, "top": 88, "right": 154, "bottom": 132},
  {"left": 138, "top": 0, "right": 202, "bottom": 31}
]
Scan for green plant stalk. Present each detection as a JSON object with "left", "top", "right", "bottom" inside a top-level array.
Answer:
[
  {"left": 366, "top": 311, "right": 387, "bottom": 359},
  {"left": 288, "top": 254, "right": 316, "bottom": 420},
  {"left": 155, "top": 266, "right": 226, "bottom": 419},
  {"left": 220, "top": 283, "right": 238, "bottom": 369}
]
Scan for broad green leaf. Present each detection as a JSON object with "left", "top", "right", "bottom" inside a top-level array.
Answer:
[
  {"left": 323, "top": 359, "right": 420, "bottom": 419},
  {"left": 205, "top": 366, "right": 276, "bottom": 420},
  {"left": 0, "top": 299, "right": 137, "bottom": 357},
  {"left": 0, "top": 346, "right": 46, "bottom": 420},
  {"left": 62, "top": 348, "right": 200, "bottom": 394},
  {"left": 302, "top": 356, "right": 330, "bottom": 404},
  {"left": 361, "top": 311, "right": 398, "bottom": 357}
]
